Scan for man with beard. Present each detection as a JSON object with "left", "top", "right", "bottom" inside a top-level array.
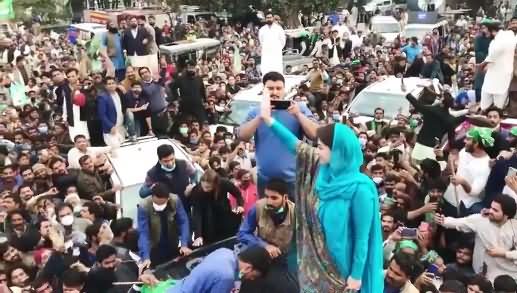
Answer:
[
  {"left": 238, "top": 179, "right": 296, "bottom": 271},
  {"left": 259, "top": 12, "right": 286, "bottom": 76},
  {"left": 435, "top": 194, "right": 517, "bottom": 282},
  {"left": 237, "top": 72, "right": 317, "bottom": 198},
  {"left": 444, "top": 241, "right": 476, "bottom": 280},
  {"left": 19, "top": 166, "right": 34, "bottom": 186},
  {"left": 7, "top": 209, "right": 41, "bottom": 252},
  {"left": 49, "top": 157, "right": 78, "bottom": 195},
  {"left": 0, "top": 165, "right": 21, "bottom": 193},
  {"left": 104, "top": 21, "right": 126, "bottom": 82},
  {"left": 120, "top": 66, "right": 140, "bottom": 92},
  {"left": 121, "top": 17, "right": 151, "bottom": 70},
  {"left": 31, "top": 163, "right": 52, "bottom": 195},
  {"left": 110, "top": 218, "right": 138, "bottom": 252},
  {"left": 483, "top": 107, "right": 511, "bottom": 159},
  {"left": 139, "top": 67, "right": 168, "bottom": 137},
  {"left": 170, "top": 60, "right": 207, "bottom": 123},
  {"left": 384, "top": 252, "right": 419, "bottom": 293},
  {"left": 443, "top": 127, "right": 492, "bottom": 217},
  {"left": 148, "top": 16, "right": 163, "bottom": 46},
  {"left": 80, "top": 77, "right": 104, "bottom": 146},
  {"left": 81, "top": 244, "right": 138, "bottom": 293},
  {"left": 479, "top": 19, "right": 516, "bottom": 110},
  {"left": 381, "top": 211, "right": 398, "bottom": 241},
  {"left": 124, "top": 82, "right": 153, "bottom": 139}
]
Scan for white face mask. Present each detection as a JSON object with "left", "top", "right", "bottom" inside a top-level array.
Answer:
[
  {"left": 153, "top": 202, "right": 167, "bottom": 212},
  {"left": 60, "top": 214, "right": 74, "bottom": 226}
]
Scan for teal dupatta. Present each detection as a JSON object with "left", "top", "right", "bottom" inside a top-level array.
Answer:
[{"left": 290, "top": 123, "right": 384, "bottom": 293}]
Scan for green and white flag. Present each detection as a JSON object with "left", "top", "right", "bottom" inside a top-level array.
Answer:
[{"left": 0, "top": 0, "right": 14, "bottom": 21}]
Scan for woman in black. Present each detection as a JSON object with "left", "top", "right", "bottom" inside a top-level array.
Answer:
[{"left": 190, "top": 169, "right": 244, "bottom": 247}]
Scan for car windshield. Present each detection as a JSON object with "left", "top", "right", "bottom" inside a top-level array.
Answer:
[
  {"left": 372, "top": 23, "right": 400, "bottom": 33},
  {"left": 349, "top": 92, "right": 410, "bottom": 119},
  {"left": 219, "top": 100, "right": 259, "bottom": 125}
]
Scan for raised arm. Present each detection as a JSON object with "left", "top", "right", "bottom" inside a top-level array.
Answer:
[{"left": 265, "top": 118, "right": 300, "bottom": 154}]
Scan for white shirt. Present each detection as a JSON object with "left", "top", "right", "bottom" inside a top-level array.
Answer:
[
  {"left": 258, "top": 23, "right": 286, "bottom": 75},
  {"left": 444, "top": 149, "right": 490, "bottom": 208},
  {"left": 110, "top": 91, "right": 124, "bottom": 127},
  {"left": 67, "top": 146, "right": 109, "bottom": 169},
  {"left": 443, "top": 214, "right": 517, "bottom": 281}
]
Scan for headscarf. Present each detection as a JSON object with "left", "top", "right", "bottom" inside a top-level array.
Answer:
[
  {"left": 466, "top": 127, "right": 494, "bottom": 147},
  {"left": 314, "top": 123, "right": 383, "bottom": 291}
]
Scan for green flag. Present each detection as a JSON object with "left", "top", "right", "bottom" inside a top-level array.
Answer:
[{"left": 0, "top": 0, "right": 14, "bottom": 21}]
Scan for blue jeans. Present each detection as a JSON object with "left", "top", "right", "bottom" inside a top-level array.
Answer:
[
  {"left": 125, "top": 111, "right": 141, "bottom": 137},
  {"left": 257, "top": 175, "right": 296, "bottom": 202}
]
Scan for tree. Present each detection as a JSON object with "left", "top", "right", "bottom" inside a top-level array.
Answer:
[
  {"left": 13, "top": 0, "right": 70, "bottom": 23},
  {"left": 264, "top": 0, "right": 341, "bottom": 27}
]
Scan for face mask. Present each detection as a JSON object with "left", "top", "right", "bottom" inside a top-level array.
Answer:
[
  {"left": 225, "top": 138, "right": 233, "bottom": 145},
  {"left": 332, "top": 114, "right": 341, "bottom": 122},
  {"left": 179, "top": 127, "right": 189, "bottom": 135},
  {"left": 190, "top": 138, "right": 198, "bottom": 144},
  {"left": 161, "top": 163, "right": 176, "bottom": 172},
  {"left": 153, "top": 202, "right": 167, "bottom": 211},
  {"left": 372, "top": 176, "right": 383, "bottom": 185},
  {"left": 109, "top": 27, "right": 118, "bottom": 33},
  {"left": 266, "top": 204, "right": 284, "bottom": 214},
  {"left": 358, "top": 137, "right": 367, "bottom": 148},
  {"left": 60, "top": 214, "right": 74, "bottom": 226},
  {"left": 38, "top": 126, "right": 48, "bottom": 134}
]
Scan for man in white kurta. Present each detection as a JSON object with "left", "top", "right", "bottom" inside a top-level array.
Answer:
[
  {"left": 480, "top": 28, "right": 517, "bottom": 110},
  {"left": 443, "top": 132, "right": 491, "bottom": 216},
  {"left": 436, "top": 194, "right": 517, "bottom": 282},
  {"left": 259, "top": 13, "right": 286, "bottom": 76}
]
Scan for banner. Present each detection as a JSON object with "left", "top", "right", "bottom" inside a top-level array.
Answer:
[{"left": 0, "top": 0, "right": 14, "bottom": 21}]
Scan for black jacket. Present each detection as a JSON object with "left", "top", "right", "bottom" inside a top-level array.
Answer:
[
  {"left": 122, "top": 27, "right": 150, "bottom": 56},
  {"left": 191, "top": 179, "right": 243, "bottom": 244}
]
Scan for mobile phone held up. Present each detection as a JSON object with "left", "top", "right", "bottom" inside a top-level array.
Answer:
[
  {"left": 271, "top": 100, "right": 291, "bottom": 110},
  {"left": 400, "top": 227, "right": 418, "bottom": 240}
]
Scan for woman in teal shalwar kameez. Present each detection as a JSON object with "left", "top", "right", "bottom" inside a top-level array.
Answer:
[{"left": 260, "top": 99, "right": 384, "bottom": 292}]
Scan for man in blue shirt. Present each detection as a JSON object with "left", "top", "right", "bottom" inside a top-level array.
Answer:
[
  {"left": 137, "top": 183, "right": 191, "bottom": 267},
  {"left": 401, "top": 37, "right": 422, "bottom": 64},
  {"left": 139, "top": 246, "right": 273, "bottom": 293},
  {"left": 237, "top": 71, "right": 318, "bottom": 198}
]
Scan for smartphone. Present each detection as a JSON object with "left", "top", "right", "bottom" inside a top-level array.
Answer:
[
  {"left": 427, "top": 264, "right": 440, "bottom": 275},
  {"left": 400, "top": 227, "right": 418, "bottom": 240},
  {"left": 508, "top": 167, "right": 517, "bottom": 178},
  {"left": 271, "top": 100, "right": 291, "bottom": 110}
]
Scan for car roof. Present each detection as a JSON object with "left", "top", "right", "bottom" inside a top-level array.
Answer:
[
  {"left": 232, "top": 75, "right": 307, "bottom": 102},
  {"left": 108, "top": 137, "right": 195, "bottom": 187},
  {"left": 360, "top": 76, "right": 431, "bottom": 96},
  {"left": 370, "top": 16, "right": 399, "bottom": 23},
  {"left": 70, "top": 23, "right": 107, "bottom": 34}
]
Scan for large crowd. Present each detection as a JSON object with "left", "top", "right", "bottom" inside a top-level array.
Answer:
[{"left": 1, "top": 3, "right": 517, "bottom": 293}]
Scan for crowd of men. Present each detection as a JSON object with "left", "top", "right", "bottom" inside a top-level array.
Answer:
[{"left": 1, "top": 3, "right": 517, "bottom": 293}]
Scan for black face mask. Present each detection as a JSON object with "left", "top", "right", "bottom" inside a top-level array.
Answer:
[{"left": 109, "top": 27, "right": 118, "bottom": 33}]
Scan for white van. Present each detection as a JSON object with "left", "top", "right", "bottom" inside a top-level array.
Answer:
[
  {"left": 402, "top": 13, "right": 449, "bottom": 40},
  {"left": 369, "top": 16, "right": 401, "bottom": 44}
]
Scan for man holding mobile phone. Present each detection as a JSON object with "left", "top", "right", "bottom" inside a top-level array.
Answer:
[{"left": 237, "top": 72, "right": 318, "bottom": 199}]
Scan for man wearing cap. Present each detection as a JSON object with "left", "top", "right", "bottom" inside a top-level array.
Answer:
[
  {"left": 443, "top": 127, "right": 492, "bottom": 217},
  {"left": 137, "top": 182, "right": 191, "bottom": 267}
]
